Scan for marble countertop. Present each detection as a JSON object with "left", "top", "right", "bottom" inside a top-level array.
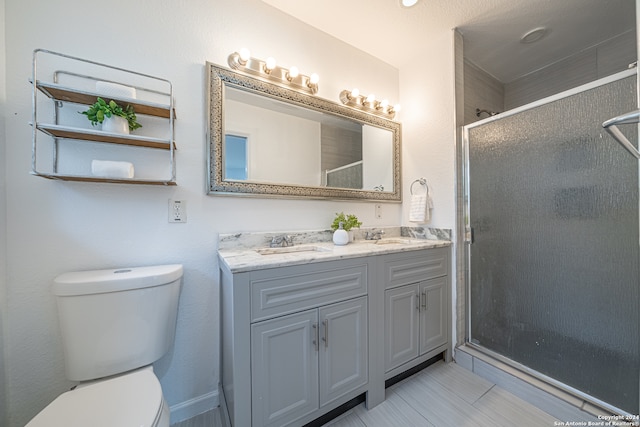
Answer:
[{"left": 218, "top": 237, "right": 451, "bottom": 273}]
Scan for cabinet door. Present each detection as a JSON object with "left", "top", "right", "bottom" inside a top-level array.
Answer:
[
  {"left": 251, "top": 310, "right": 319, "bottom": 427},
  {"left": 419, "top": 277, "right": 448, "bottom": 355},
  {"left": 318, "top": 297, "right": 368, "bottom": 407},
  {"left": 384, "top": 284, "right": 420, "bottom": 372}
]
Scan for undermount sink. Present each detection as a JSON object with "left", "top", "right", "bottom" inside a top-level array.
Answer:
[
  {"left": 372, "top": 238, "right": 417, "bottom": 245},
  {"left": 255, "top": 245, "right": 332, "bottom": 255}
]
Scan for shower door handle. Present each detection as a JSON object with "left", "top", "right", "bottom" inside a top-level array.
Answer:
[
  {"left": 602, "top": 110, "right": 640, "bottom": 159},
  {"left": 465, "top": 227, "right": 475, "bottom": 244}
]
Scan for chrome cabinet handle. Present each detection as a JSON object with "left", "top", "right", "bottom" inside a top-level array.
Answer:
[
  {"left": 312, "top": 323, "right": 319, "bottom": 351},
  {"left": 421, "top": 290, "right": 427, "bottom": 310},
  {"left": 416, "top": 292, "right": 420, "bottom": 311},
  {"left": 603, "top": 110, "right": 640, "bottom": 159},
  {"left": 322, "top": 319, "right": 329, "bottom": 348}
]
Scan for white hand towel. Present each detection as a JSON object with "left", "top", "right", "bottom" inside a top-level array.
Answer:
[
  {"left": 91, "top": 160, "right": 135, "bottom": 179},
  {"left": 409, "top": 194, "right": 428, "bottom": 222},
  {"left": 410, "top": 185, "right": 434, "bottom": 223}
]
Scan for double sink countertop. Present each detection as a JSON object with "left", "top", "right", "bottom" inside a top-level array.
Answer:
[{"left": 218, "top": 227, "right": 451, "bottom": 273}]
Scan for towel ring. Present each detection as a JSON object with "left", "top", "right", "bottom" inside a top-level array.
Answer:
[{"left": 410, "top": 178, "right": 428, "bottom": 195}]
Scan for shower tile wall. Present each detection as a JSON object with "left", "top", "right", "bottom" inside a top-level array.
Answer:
[
  {"left": 463, "top": 60, "right": 504, "bottom": 126},
  {"left": 463, "top": 30, "right": 636, "bottom": 122},
  {"left": 504, "top": 30, "right": 636, "bottom": 110}
]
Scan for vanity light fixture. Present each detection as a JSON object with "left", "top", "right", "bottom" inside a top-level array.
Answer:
[
  {"left": 228, "top": 49, "right": 319, "bottom": 94},
  {"left": 339, "top": 88, "right": 400, "bottom": 119}
]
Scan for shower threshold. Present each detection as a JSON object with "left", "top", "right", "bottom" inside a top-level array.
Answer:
[{"left": 455, "top": 344, "right": 637, "bottom": 423}]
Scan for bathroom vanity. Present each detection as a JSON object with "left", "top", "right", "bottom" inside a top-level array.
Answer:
[{"left": 218, "top": 234, "right": 451, "bottom": 427}]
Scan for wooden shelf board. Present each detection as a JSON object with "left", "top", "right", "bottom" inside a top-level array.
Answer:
[
  {"left": 36, "top": 123, "right": 174, "bottom": 150},
  {"left": 36, "top": 81, "right": 173, "bottom": 118},
  {"left": 32, "top": 172, "right": 176, "bottom": 186}
]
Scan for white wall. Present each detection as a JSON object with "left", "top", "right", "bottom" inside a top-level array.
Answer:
[
  {"left": 2, "top": 0, "right": 405, "bottom": 425},
  {"left": 0, "top": 0, "right": 8, "bottom": 423},
  {"left": 399, "top": 32, "right": 457, "bottom": 230}
]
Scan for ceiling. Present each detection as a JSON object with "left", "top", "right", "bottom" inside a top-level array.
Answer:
[{"left": 261, "top": 0, "right": 636, "bottom": 83}]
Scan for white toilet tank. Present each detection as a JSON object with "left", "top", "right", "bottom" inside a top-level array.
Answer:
[{"left": 53, "top": 264, "right": 183, "bottom": 381}]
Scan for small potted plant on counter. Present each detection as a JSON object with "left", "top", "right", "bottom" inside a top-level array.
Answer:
[
  {"left": 331, "top": 212, "right": 362, "bottom": 244},
  {"left": 80, "top": 97, "right": 142, "bottom": 135}
]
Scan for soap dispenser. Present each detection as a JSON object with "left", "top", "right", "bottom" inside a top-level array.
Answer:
[{"left": 333, "top": 222, "right": 349, "bottom": 246}]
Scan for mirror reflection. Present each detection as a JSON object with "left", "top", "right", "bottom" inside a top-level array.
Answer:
[
  {"left": 207, "top": 63, "right": 401, "bottom": 201},
  {"left": 224, "top": 87, "right": 394, "bottom": 192}
]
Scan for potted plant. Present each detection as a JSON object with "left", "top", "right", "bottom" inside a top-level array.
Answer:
[
  {"left": 80, "top": 97, "right": 142, "bottom": 135},
  {"left": 331, "top": 212, "right": 362, "bottom": 243}
]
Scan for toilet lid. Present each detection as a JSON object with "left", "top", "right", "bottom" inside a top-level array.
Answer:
[{"left": 27, "top": 369, "right": 163, "bottom": 427}]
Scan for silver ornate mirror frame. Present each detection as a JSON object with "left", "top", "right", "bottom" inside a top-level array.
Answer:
[{"left": 206, "top": 62, "right": 402, "bottom": 201}]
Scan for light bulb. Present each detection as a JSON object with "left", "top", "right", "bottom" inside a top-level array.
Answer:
[
  {"left": 380, "top": 99, "right": 389, "bottom": 109},
  {"left": 264, "top": 56, "right": 276, "bottom": 74},
  {"left": 288, "top": 66, "right": 299, "bottom": 80},
  {"left": 401, "top": 0, "right": 419, "bottom": 7},
  {"left": 366, "top": 94, "right": 376, "bottom": 104},
  {"left": 309, "top": 73, "right": 319, "bottom": 84},
  {"left": 239, "top": 48, "right": 251, "bottom": 63},
  {"left": 393, "top": 104, "right": 401, "bottom": 113},
  {"left": 351, "top": 88, "right": 360, "bottom": 98}
]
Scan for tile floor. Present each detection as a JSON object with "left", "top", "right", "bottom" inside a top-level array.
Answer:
[{"left": 172, "top": 361, "right": 575, "bottom": 427}]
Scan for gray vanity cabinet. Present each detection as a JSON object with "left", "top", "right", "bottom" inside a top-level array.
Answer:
[
  {"left": 221, "top": 258, "right": 371, "bottom": 427},
  {"left": 381, "top": 248, "right": 450, "bottom": 377},
  {"left": 251, "top": 296, "right": 368, "bottom": 427},
  {"left": 250, "top": 309, "right": 319, "bottom": 426},
  {"left": 220, "top": 244, "right": 451, "bottom": 426}
]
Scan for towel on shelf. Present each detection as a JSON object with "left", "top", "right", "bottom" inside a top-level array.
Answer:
[
  {"left": 409, "top": 188, "right": 433, "bottom": 223},
  {"left": 91, "top": 160, "right": 135, "bottom": 179}
]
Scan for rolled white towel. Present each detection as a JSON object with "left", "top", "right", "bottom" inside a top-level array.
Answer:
[
  {"left": 91, "top": 160, "right": 135, "bottom": 179},
  {"left": 95, "top": 81, "right": 137, "bottom": 99}
]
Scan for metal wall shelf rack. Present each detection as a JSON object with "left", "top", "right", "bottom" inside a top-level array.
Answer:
[{"left": 30, "top": 49, "right": 177, "bottom": 185}]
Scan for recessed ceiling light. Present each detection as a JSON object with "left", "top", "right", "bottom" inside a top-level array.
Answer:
[
  {"left": 400, "top": 0, "right": 419, "bottom": 7},
  {"left": 520, "top": 27, "right": 548, "bottom": 44}
]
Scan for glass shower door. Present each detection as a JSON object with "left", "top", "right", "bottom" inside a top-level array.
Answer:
[{"left": 466, "top": 74, "right": 639, "bottom": 414}]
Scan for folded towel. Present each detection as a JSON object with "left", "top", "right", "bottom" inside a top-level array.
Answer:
[
  {"left": 91, "top": 160, "right": 135, "bottom": 179},
  {"left": 409, "top": 187, "right": 433, "bottom": 223},
  {"left": 409, "top": 194, "right": 427, "bottom": 222},
  {"left": 95, "top": 81, "right": 137, "bottom": 99}
]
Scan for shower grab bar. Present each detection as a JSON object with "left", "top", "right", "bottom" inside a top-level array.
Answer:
[{"left": 602, "top": 110, "right": 640, "bottom": 159}]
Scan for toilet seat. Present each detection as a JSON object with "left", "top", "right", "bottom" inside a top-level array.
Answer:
[{"left": 26, "top": 367, "right": 166, "bottom": 427}]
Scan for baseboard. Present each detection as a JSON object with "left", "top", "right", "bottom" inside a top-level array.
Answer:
[{"left": 169, "top": 390, "right": 219, "bottom": 425}]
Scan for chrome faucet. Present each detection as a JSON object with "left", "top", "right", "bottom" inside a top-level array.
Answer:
[
  {"left": 365, "top": 229, "right": 385, "bottom": 240},
  {"left": 270, "top": 235, "right": 294, "bottom": 247}
]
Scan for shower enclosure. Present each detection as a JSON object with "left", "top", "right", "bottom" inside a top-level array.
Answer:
[{"left": 464, "top": 69, "right": 639, "bottom": 415}]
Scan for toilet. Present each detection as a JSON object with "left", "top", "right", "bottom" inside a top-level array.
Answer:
[{"left": 26, "top": 264, "right": 183, "bottom": 427}]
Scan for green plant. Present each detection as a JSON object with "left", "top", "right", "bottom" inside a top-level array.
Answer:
[
  {"left": 331, "top": 212, "right": 362, "bottom": 231},
  {"left": 80, "top": 97, "right": 142, "bottom": 131}
]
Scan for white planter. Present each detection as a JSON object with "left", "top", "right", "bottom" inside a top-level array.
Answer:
[
  {"left": 101, "top": 115, "right": 129, "bottom": 135},
  {"left": 333, "top": 228, "right": 349, "bottom": 246}
]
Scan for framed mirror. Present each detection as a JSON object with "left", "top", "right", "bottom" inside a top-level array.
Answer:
[{"left": 206, "top": 62, "right": 401, "bottom": 201}]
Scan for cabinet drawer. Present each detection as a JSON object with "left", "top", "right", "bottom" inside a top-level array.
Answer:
[
  {"left": 384, "top": 247, "right": 448, "bottom": 289},
  {"left": 250, "top": 261, "right": 367, "bottom": 322}
]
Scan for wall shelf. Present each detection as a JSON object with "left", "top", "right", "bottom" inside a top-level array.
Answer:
[
  {"left": 31, "top": 172, "right": 177, "bottom": 186},
  {"left": 35, "top": 81, "right": 173, "bottom": 118},
  {"left": 35, "top": 123, "right": 174, "bottom": 150},
  {"left": 31, "top": 49, "right": 177, "bottom": 185}
]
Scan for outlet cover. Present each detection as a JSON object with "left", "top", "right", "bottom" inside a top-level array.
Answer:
[{"left": 169, "top": 199, "right": 187, "bottom": 223}]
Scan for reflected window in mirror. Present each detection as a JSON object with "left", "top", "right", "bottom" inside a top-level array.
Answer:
[{"left": 224, "top": 134, "right": 248, "bottom": 180}]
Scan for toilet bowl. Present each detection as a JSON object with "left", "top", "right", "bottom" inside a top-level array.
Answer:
[
  {"left": 26, "top": 367, "right": 170, "bottom": 427},
  {"left": 26, "top": 264, "right": 183, "bottom": 427}
]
